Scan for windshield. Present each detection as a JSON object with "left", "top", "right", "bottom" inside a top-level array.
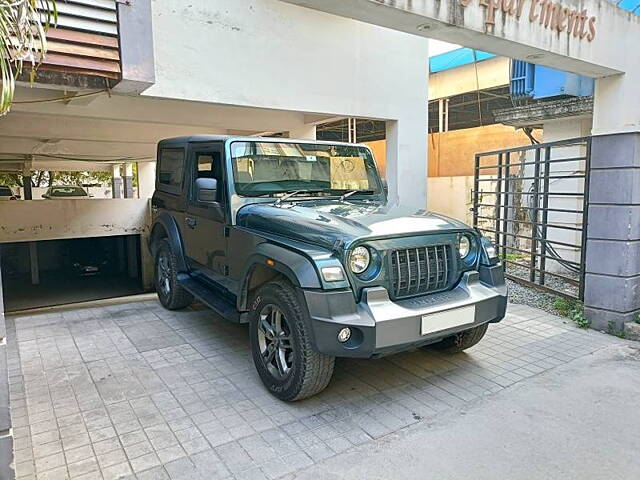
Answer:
[
  {"left": 230, "top": 141, "right": 382, "bottom": 197},
  {"left": 49, "top": 186, "right": 88, "bottom": 197}
]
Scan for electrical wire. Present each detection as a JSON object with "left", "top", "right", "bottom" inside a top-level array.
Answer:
[
  {"left": 523, "top": 127, "right": 540, "bottom": 144},
  {"left": 525, "top": 179, "right": 581, "bottom": 274},
  {"left": 11, "top": 89, "right": 108, "bottom": 104},
  {"left": 517, "top": 126, "right": 579, "bottom": 273},
  {"left": 472, "top": 49, "right": 484, "bottom": 127}
]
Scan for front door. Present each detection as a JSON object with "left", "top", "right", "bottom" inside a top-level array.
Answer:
[{"left": 181, "top": 143, "right": 230, "bottom": 289}]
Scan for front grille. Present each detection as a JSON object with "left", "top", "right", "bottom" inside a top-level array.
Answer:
[{"left": 390, "top": 244, "right": 451, "bottom": 298}]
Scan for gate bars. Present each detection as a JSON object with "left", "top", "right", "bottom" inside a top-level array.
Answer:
[{"left": 472, "top": 137, "right": 591, "bottom": 300}]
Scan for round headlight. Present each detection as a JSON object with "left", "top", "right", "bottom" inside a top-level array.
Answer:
[
  {"left": 459, "top": 236, "right": 471, "bottom": 259},
  {"left": 349, "top": 246, "right": 371, "bottom": 274}
]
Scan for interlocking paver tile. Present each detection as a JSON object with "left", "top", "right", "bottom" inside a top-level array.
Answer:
[{"left": 6, "top": 300, "right": 627, "bottom": 479}]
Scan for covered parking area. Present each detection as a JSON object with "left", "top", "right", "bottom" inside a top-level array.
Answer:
[{"left": 0, "top": 88, "right": 343, "bottom": 312}]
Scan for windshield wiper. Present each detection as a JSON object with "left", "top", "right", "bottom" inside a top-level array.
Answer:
[
  {"left": 340, "top": 190, "right": 375, "bottom": 201},
  {"left": 275, "top": 190, "right": 303, "bottom": 205},
  {"left": 274, "top": 190, "right": 327, "bottom": 205}
]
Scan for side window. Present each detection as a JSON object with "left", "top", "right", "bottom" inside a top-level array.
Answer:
[
  {"left": 158, "top": 148, "right": 185, "bottom": 193},
  {"left": 193, "top": 151, "right": 224, "bottom": 202},
  {"left": 196, "top": 153, "right": 216, "bottom": 179}
]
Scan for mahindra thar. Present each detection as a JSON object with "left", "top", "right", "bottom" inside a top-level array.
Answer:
[{"left": 149, "top": 136, "right": 506, "bottom": 401}]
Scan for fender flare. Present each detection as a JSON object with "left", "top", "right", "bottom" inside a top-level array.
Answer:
[
  {"left": 149, "top": 212, "right": 188, "bottom": 272},
  {"left": 237, "top": 242, "right": 322, "bottom": 311}
]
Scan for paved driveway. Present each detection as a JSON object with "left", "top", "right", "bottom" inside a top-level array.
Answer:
[{"left": 6, "top": 299, "right": 620, "bottom": 480}]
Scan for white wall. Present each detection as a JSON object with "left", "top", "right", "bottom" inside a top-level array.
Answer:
[
  {"left": 146, "top": 0, "right": 429, "bottom": 207},
  {"left": 280, "top": 0, "right": 637, "bottom": 77},
  {"left": 427, "top": 176, "right": 476, "bottom": 225},
  {"left": 146, "top": 0, "right": 428, "bottom": 120},
  {"left": 0, "top": 199, "right": 150, "bottom": 243}
]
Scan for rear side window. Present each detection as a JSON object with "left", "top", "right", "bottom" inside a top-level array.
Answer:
[{"left": 158, "top": 148, "right": 185, "bottom": 193}]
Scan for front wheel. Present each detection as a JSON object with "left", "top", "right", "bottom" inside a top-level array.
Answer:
[
  {"left": 249, "top": 280, "right": 335, "bottom": 401},
  {"left": 426, "top": 323, "right": 488, "bottom": 353}
]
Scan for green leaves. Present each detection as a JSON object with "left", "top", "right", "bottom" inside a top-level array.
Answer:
[
  {"left": 0, "top": 0, "right": 56, "bottom": 115},
  {"left": 553, "top": 297, "right": 590, "bottom": 329}
]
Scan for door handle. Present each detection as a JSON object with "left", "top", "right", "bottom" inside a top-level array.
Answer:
[{"left": 185, "top": 217, "right": 197, "bottom": 229}]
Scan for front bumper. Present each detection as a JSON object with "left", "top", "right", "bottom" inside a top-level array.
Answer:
[{"left": 303, "top": 266, "right": 507, "bottom": 358}]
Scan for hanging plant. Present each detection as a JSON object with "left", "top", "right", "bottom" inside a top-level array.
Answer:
[{"left": 0, "top": 0, "right": 57, "bottom": 115}]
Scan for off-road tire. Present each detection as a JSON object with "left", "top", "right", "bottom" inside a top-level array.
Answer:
[
  {"left": 154, "top": 239, "right": 193, "bottom": 310},
  {"left": 428, "top": 323, "right": 488, "bottom": 353},
  {"left": 249, "top": 280, "right": 335, "bottom": 401}
]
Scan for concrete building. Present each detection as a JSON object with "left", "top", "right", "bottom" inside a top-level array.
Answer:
[
  {"left": 0, "top": 0, "right": 640, "bottom": 476},
  {"left": 0, "top": 0, "right": 639, "bottom": 346},
  {"left": 0, "top": 0, "right": 430, "bottom": 311}
]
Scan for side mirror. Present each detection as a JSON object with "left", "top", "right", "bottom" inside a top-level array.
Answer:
[
  {"left": 195, "top": 177, "right": 218, "bottom": 203},
  {"left": 381, "top": 178, "right": 388, "bottom": 195}
]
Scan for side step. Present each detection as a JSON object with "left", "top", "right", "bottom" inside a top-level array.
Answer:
[{"left": 177, "top": 274, "right": 241, "bottom": 322}]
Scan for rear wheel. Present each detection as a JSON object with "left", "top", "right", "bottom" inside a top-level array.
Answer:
[
  {"left": 427, "top": 323, "right": 488, "bottom": 353},
  {"left": 154, "top": 239, "right": 193, "bottom": 310},
  {"left": 249, "top": 280, "right": 335, "bottom": 401}
]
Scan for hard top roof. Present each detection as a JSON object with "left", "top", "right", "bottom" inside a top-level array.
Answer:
[{"left": 157, "top": 135, "right": 366, "bottom": 148}]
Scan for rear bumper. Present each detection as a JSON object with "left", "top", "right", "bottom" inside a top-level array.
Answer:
[{"left": 303, "top": 266, "right": 507, "bottom": 358}]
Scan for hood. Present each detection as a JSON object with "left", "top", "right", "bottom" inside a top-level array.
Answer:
[{"left": 236, "top": 200, "right": 471, "bottom": 250}]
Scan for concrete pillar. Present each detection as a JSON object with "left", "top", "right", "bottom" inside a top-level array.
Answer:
[
  {"left": 584, "top": 133, "right": 640, "bottom": 331},
  {"left": 22, "top": 175, "right": 32, "bottom": 200},
  {"left": 0, "top": 243, "right": 11, "bottom": 480},
  {"left": 385, "top": 115, "right": 428, "bottom": 209},
  {"left": 289, "top": 124, "right": 316, "bottom": 140},
  {"left": 137, "top": 161, "right": 156, "bottom": 290},
  {"left": 585, "top": 73, "right": 640, "bottom": 332},
  {"left": 28, "top": 242, "right": 39, "bottom": 286},
  {"left": 112, "top": 164, "right": 122, "bottom": 198},
  {"left": 126, "top": 236, "right": 138, "bottom": 279},
  {"left": 137, "top": 162, "right": 156, "bottom": 199},
  {"left": 123, "top": 163, "right": 134, "bottom": 198}
]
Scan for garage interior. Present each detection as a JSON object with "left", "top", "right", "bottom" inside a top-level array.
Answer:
[
  {"left": 0, "top": 234, "right": 144, "bottom": 312},
  {"left": 0, "top": 85, "right": 351, "bottom": 314}
]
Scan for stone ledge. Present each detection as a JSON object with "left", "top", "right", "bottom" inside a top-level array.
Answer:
[
  {"left": 624, "top": 321, "right": 640, "bottom": 341},
  {"left": 494, "top": 97, "right": 593, "bottom": 127},
  {"left": 585, "top": 307, "right": 638, "bottom": 331}
]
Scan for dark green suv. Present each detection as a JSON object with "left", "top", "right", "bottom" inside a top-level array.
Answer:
[{"left": 149, "top": 136, "right": 507, "bottom": 401}]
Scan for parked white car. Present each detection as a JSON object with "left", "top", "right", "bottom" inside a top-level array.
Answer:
[{"left": 42, "top": 186, "right": 92, "bottom": 199}]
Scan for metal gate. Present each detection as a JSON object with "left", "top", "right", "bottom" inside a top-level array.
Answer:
[{"left": 472, "top": 137, "right": 591, "bottom": 300}]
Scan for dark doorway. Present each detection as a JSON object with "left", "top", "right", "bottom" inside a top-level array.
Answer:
[{"left": 0, "top": 235, "right": 144, "bottom": 312}]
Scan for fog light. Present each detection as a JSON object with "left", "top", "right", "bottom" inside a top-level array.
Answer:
[{"left": 337, "top": 327, "right": 351, "bottom": 343}]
